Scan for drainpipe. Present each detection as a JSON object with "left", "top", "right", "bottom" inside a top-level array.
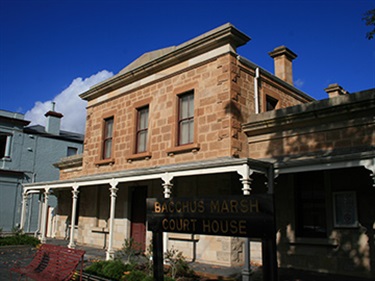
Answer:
[
  {"left": 236, "top": 55, "right": 260, "bottom": 114},
  {"left": 254, "top": 68, "right": 260, "bottom": 114}
]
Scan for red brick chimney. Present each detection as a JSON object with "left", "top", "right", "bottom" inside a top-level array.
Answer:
[{"left": 269, "top": 46, "right": 297, "bottom": 85}]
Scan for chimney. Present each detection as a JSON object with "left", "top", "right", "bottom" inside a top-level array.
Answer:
[
  {"left": 44, "top": 102, "right": 63, "bottom": 135},
  {"left": 269, "top": 46, "right": 297, "bottom": 85},
  {"left": 324, "top": 83, "right": 349, "bottom": 98}
]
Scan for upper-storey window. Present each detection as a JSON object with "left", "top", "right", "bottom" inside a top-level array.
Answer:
[
  {"left": 67, "top": 146, "right": 78, "bottom": 157},
  {"left": 178, "top": 91, "right": 194, "bottom": 145},
  {"left": 136, "top": 106, "right": 149, "bottom": 153},
  {"left": 266, "top": 95, "right": 278, "bottom": 111},
  {"left": 0, "top": 133, "right": 11, "bottom": 159},
  {"left": 102, "top": 117, "right": 114, "bottom": 159}
]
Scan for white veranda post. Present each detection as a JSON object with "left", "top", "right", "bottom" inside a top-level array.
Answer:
[
  {"left": 106, "top": 179, "right": 119, "bottom": 260},
  {"left": 40, "top": 187, "right": 50, "bottom": 243},
  {"left": 237, "top": 164, "right": 253, "bottom": 281},
  {"left": 20, "top": 191, "right": 29, "bottom": 231},
  {"left": 162, "top": 172, "right": 174, "bottom": 255},
  {"left": 68, "top": 184, "right": 79, "bottom": 249}
]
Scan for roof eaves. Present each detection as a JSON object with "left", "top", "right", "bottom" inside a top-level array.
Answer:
[
  {"left": 242, "top": 89, "right": 375, "bottom": 135},
  {"left": 80, "top": 23, "right": 250, "bottom": 101}
]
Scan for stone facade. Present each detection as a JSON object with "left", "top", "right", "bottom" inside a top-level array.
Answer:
[
  {"left": 54, "top": 24, "right": 310, "bottom": 266},
  {"left": 23, "top": 23, "right": 374, "bottom": 278},
  {"left": 243, "top": 89, "right": 375, "bottom": 279},
  {"left": 63, "top": 53, "right": 310, "bottom": 180},
  {"left": 244, "top": 90, "right": 374, "bottom": 160}
]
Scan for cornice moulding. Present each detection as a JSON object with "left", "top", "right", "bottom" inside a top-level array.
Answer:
[
  {"left": 242, "top": 90, "right": 375, "bottom": 137},
  {"left": 80, "top": 23, "right": 250, "bottom": 101}
]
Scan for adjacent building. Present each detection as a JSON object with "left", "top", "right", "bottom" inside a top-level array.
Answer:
[
  {"left": 22, "top": 23, "right": 374, "bottom": 279},
  {"left": 0, "top": 106, "right": 84, "bottom": 235},
  {"left": 243, "top": 86, "right": 374, "bottom": 278}
]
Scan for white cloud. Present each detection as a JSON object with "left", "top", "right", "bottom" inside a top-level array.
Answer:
[
  {"left": 25, "top": 70, "right": 113, "bottom": 134},
  {"left": 294, "top": 78, "right": 305, "bottom": 88}
]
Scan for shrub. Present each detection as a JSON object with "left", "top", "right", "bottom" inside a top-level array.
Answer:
[
  {"left": 121, "top": 269, "right": 152, "bottom": 281},
  {"left": 0, "top": 234, "right": 40, "bottom": 247},
  {"left": 164, "top": 247, "right": 195, "bottom": 279},
  {"left": 116, "top": 238, "right": 143, "bottom": 264},
  {"left": 85, "top": 260, "right": 130, "bottom": 280}
]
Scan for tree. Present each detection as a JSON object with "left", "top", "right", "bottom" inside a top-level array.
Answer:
[{"left": 363, "top": 9, "right": 375, "bottom": 40}]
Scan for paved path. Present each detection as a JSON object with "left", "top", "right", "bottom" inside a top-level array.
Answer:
[{"left": 0, "top": 245, "right": 35, "bottom": 281}]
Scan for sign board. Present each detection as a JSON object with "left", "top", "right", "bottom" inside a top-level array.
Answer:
[{"left": 147, "top": 194, "right": 274, "bottom": 238}]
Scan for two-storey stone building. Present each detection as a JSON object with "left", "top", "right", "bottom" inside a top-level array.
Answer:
[{"left": 23, "top": 24, "right": 374, "bottom": 279}]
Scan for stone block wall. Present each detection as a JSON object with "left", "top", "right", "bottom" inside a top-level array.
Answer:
[
  {"left": 248, "top": 118, "right": 375, "bottom": 160},
  {"left": 79, "top": 54, "right": 236, "bottom": 177},
  {"left": 58, "top": 52, "right": 311, "bottom": 180}
]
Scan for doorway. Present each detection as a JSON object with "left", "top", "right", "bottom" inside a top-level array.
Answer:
[{"left": 130, "top": 186, "right": 147, "bottom": 252}]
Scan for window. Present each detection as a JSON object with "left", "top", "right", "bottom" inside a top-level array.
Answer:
[
  {"left": 178, "top": 91, "right": 194, "bottom": 145},
  {"left": 266, "top": 95, "right": 278, "bottom": 111},
  {"left": 136, "top": 106, "right": 149, "bottom": 153},
  {"left": 67, "top": 147, "right": 78, "bottom": 157},
  {"left": 295, "top": 171, "right": 327, "bottom": 238},
  {"left": 102, "top": 117, "right": 114, "bottom": 159},
  {"left": 0, "top": 133, "right": 11, "bottom": 159},
  {"left": 333, "top": 191, "right": 358, "bottom": 228}
]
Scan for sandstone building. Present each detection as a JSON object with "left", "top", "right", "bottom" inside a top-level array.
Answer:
[{"left": 22, "top": 24, "right": 374, "bottom": 279}]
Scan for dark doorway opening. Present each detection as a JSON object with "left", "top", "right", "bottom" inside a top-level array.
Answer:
[{"left": 130, "top": 186, "right": 147, "bottom": 252}]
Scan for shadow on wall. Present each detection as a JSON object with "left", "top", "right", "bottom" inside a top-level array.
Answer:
[{"left": 265, "top": 97, "right": 375, "bottom": 278}]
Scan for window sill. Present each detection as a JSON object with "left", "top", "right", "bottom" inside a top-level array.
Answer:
[
  {"left": 1, "top": 157, "right": 11, "bottom": 162},
  {"left": 166, "top": 143, "right": 200, "bottom": 156},
  {"left": 95, "top": 158, "right": 115, "bottom": 166},
  {"left": 168, "top": 233, "right": 199, "bottom": 242},
  {"left": 126, "top": 152, "right": 152, "bottom": 162},
  {"left": 91, "top": 227, "right": 109, "bottom": 233}
]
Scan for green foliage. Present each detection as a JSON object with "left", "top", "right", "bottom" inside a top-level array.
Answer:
[
  {"left": 164, "top": 247, "right": 195, "bottom": 279},
  {"left": 116, "top": 238, "right": 142, "bottom": 264},
  {"left": 86, "top": 241, "right": 195, "bottom": 280},
  {"left": 85, "top": 260, "right": 130, "bottom": 280},
  {"left": 0, "top": 234, "right": 40, "bottom": 246},
  {"left": 121, "top": 269, "right": 153, "bottom": 281},
  {"left": 144, "top": 242, "right": 154, "bottom": 276},
  {"left": 363, "top": 8, "right": 375, "bottom": 40}
]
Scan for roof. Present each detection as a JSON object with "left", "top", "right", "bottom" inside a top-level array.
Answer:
[
  {"left": 24, "top": 125, "right": 84, "bottom": 143},
  {"left": 242, "top": 88, "right": 375, "bottom": 173},
  {"left": 80, "top": 23, "right": 250, "bottom": 101},
  {"left": 243, "top": 88, "right": 375, "bottom": 132},
  {"left": 23, "top": 157, "right": 272, "bottom": 189},
  {"left": 0, "top": 109, "right": 30, "bottom": 127},
  {"left": 119, "top": 46, "right": 177, "bottom": 74}
]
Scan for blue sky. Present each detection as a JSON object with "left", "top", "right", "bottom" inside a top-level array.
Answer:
[{"left": 0, "top": 0, "right": 374, "bottom": 133}]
